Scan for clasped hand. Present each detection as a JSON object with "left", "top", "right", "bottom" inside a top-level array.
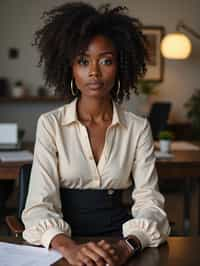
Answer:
[{"left": 63, "top": 239, "right": 131, "bottom": 266}]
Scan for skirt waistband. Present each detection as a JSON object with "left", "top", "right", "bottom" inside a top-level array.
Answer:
[
  {"left": 59, "top": 188, "right": 131, "bottom": 236},
  {"left": 60, "top": 188, "right": 125, "bottom": 209}
]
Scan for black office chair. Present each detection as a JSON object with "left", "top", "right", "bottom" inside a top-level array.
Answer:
[
  {"left": 6, "top": 163, "right": 32, "bottom": 236},
  {"left": 148, "top": 102, "right": 172, "bottom": 139}
]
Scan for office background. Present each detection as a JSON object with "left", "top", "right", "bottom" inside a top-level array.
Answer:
[{"left": 0, "top": 0, "right": 200, "bottom": 141}]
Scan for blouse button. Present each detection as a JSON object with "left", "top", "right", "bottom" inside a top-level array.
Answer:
[{"left": 108, "top": 189, "right": 114, "bottom": 195}]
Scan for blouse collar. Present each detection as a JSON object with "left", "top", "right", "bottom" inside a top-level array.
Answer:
[{"left": 61, "top": 98, "right": 127, "bottom": 128}]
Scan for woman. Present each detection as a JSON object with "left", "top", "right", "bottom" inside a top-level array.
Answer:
[{"left": 22, "top": 2, "right": 170, "bottom": 266}]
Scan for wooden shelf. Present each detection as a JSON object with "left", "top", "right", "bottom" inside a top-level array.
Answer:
[{"left": 0, "top": 96, "right": 67, "bottom": 103}]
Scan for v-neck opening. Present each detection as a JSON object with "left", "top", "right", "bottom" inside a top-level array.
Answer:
[{"left": 85, "top": 126, "right": 108, "bottom": 170}]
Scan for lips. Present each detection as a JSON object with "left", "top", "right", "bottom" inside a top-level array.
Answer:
[{"left": 86, "top": 80, "right": 103, "bottom": 89}]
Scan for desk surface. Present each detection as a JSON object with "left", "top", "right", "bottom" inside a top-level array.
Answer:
[
  {"left": 0, "top": 142, "right": 33, "bottom": 180},
  {"left": 156, "top": 150, "right": 200, "bottom": 179},
  {"left": 0, "top": 237, "right": 200, "bottom": 266}
]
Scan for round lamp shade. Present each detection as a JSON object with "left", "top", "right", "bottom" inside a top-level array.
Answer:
[{"left": 161, "top": 33, "right": 192, "bottom": 59}]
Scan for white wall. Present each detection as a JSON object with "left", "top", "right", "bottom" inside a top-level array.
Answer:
[{"left": 0, "top": 0, "right": 200, "bottom": 140}]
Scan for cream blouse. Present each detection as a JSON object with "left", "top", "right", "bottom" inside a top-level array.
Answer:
[{"left": 22, "top": 98, "right": 170, "bottom": 248}]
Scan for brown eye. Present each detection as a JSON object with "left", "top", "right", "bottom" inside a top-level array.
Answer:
[
  {"left": 99, "top": 58, "right": 113, "bottom": 65},
  {"left": 77, "top": 56, "right": 89, "bottom": 66}
]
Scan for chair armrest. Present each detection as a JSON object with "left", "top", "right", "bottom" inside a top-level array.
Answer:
[{"left": 6, "top": 216, "right": 24, "bottom": 237}]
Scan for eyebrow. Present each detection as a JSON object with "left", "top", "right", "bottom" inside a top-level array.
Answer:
[{"left": 79, "top": 51, "right": 115, "bottom": 56}]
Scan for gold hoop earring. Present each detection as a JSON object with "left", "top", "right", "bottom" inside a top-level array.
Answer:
[
  {"left": 116, "top": 80, "right": 120, "bottom": 97},
  {"left": 71, "top": 79, "right": 76, "bottom": 96}
]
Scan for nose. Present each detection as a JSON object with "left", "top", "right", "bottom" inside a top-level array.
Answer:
[{"left": 89, "top": 62, "right": 101, "bottom": 77}]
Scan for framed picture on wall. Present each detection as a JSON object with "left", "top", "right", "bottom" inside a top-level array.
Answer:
[{"left": 142, "top": 26, "right": 165, "bottom": 81}]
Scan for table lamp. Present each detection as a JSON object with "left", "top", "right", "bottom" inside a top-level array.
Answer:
[{"left": 161, "top": 20, "right": 200, "bottom": 59}]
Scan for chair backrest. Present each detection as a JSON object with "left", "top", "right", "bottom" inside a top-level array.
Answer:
[
  {"left": 148, "top": 102, "right": 172, "bottom": 139},
  {"left": 17, "top": 163, "right": 32, "bottom": 220}
]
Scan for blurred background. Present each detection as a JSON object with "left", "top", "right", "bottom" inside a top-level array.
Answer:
[{"left": 0, "top": 0, "right": 200, "bottom": 237}]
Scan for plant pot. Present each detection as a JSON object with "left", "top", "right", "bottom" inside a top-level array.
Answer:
[
  {"left": 159, "top": 140, "right": 171, "bottom": 153},
  {"left": 12, "top": 85, "right": 26, "bottom": 98}
]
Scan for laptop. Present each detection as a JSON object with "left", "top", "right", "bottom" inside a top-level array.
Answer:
[{"left": 0, "top": 123, "right": 21, "bottom": 150}]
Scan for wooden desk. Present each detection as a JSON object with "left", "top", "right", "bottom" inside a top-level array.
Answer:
[
  {"left": 0, "top": 162, "right": 25, "bottom": 180},
  {"left": 0, "top": 236, "right": 200, "bottom": 266},
  {"left": 156, "top": 150, "right": 200, "bottom": 234},
  {"left": 0, "top": 142, "right": 33, "bottom": 180},
  {"left": 156, "top": 150, "right": 200, "bottom": 179}
]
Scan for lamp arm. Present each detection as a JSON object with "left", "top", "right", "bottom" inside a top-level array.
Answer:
[{"left": 176, "top": 21, "right": 200, "bottom": 40}]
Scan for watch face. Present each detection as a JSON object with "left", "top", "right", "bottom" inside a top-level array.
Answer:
[
  {"left": 125, "top": 239, "right": 135, "bottom": 252},
  {"left": 127, "top": 239, "right": 135, "bottom": 249},
  {"left": 126, "top": 238, "right": 141, "bottom": 254}
]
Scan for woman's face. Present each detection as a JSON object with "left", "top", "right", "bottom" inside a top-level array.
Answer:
[{"left": 72, "top": 35, "right": 118, "bottom": 99}]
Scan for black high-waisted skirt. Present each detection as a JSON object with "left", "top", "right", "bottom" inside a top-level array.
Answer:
[{"left": 60, "top": 188, "right": 132, "bottom": 237}]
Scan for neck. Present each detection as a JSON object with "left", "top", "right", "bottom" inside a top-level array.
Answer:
[{"left": 77, "top": 96, "right": 113, "bottom": 122}]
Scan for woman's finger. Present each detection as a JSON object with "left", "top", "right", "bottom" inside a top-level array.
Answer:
[
  {"left": 80, "top": 245, "right": 104, "bottom": 265},
  {"left": 98, "top": 240, "right": 119, "bottom": 260},
  {"left": 77, "top": 250, "right": 95, "bottom": 266},
  {"left": 86, "top": 242, "right": 116, "bottom": 266}
]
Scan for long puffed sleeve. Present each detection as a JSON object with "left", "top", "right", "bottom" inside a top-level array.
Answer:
[
  {"left": 122, "top": 119, "right": 170, "bottom": 248},
  {"left": 22, "top": 114, "right": 71, "bottom": 248}
]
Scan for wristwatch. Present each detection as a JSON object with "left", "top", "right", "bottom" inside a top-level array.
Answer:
[{"left": 124, "top": 236, "right": 142, "bottom": 255}]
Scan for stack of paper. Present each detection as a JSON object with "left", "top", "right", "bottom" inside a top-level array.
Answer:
[
  {"left": 0, "top": 241, "right": 62, "bottom": 266},
  {"left": 0, "top": 150, "right": 33, "bottom": 162}
]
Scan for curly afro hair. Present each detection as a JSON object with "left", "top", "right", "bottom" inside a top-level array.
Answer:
[{"left": 34, "top": 2, "right": 148, "bottom": 103}]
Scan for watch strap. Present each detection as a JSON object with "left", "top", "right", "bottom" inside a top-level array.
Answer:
[{"left": 124, "top": 236, "right": 142, "bottom": 255}]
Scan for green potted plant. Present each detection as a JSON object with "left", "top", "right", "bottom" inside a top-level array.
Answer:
[
  {"left": 185, "top": 89, "right": 200, "bottom": 139},
  {"left": 158, "top": 130, "right": 174, "bottom": 153}
]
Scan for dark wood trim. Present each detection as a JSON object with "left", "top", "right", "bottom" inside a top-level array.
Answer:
[{"left": 0, "top": 96, "right": 67, "bottom": 103}]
